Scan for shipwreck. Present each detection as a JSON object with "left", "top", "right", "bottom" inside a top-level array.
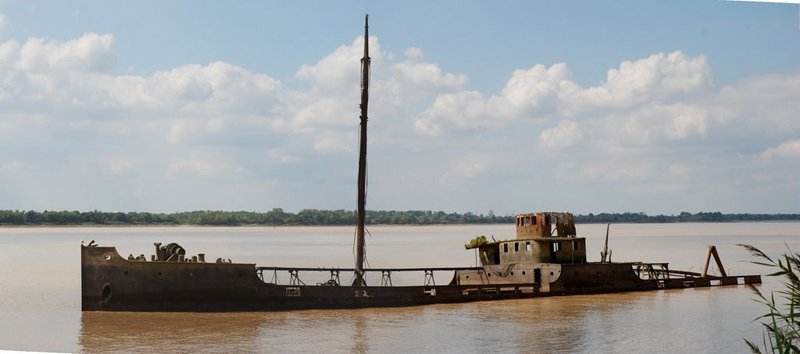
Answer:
[{"left": 81, "top": 16, "right": 761, "bottom": 312}]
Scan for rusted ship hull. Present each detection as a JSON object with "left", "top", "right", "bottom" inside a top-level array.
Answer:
[{"left": 81, "top": 244, "right": 760, "bottom": 312}]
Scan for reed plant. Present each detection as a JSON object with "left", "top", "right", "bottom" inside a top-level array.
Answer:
[{"left": 740, "top": 244, "right": 800, "bottom": 353}]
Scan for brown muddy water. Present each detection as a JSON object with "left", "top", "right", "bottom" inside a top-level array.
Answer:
[{"left": 0, "top": 223, "right": 797, "bottom": 353}]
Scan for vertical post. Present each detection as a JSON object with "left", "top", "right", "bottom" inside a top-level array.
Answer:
[
  {"left": 353, "top": 14, "right": 370, "bottom": 287},
  {"left": 600, "top": 223, "right": 610, "bottom": 263}
]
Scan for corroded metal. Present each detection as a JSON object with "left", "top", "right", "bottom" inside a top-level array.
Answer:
[
  {"left": 702, "top": 245, "right": 727, "bottom": 277},
  {"left": 353, "top": 14, "right": 370, "bottom": 287},
  {"left": 81, "top": 214, "right": 762, "bottom": 312}
]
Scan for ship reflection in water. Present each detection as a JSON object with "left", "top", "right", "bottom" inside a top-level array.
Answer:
[
  {"left": 78, "top": 308, "right": 379, "bottom": 353},
  {"left": 79, "top": 288, "right": 750, "bottom": 353}
]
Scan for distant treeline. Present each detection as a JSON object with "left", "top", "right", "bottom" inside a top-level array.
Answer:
[
  {"left": 575, "top": 211, "right": 800, "bottom": 223},
  {"left": 0, "top": 209, "right": 798, "bottom": 226}
]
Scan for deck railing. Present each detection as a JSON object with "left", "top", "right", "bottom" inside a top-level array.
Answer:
[{"left": 256, "top": 266, "right": 481, "bottom": 287}]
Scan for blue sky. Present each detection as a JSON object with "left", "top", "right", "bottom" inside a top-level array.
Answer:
[{"left": 0, "top": 1, "right": 798, "bottom": 215}]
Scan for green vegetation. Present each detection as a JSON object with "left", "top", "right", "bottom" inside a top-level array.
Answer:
[
  {"left": 0, "top": 209, "right": 510, "bottom": 226},
  {"left": 740, "top": 244, "right": 800, "bottom": 353},
  {"left": 578, "top": 211, "right": 800, "bottom": 223},
  {"left": 465, "top": 235, "right": 488, "bottom": 249},
  {"left": 0, "top": 209, "right": 798, "bottom": 226}
]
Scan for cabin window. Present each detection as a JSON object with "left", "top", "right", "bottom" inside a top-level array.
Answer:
[
  {"left": 532, "top": 215, "right": 537, "bottom": 225},
  {"left": 503, "top": 243, "right": 508, "bottom": 253},
  {"left": 514, "top": 242, "right": 519, "bottom": 252},
  {"left": 551, "top": 242, "right": 560, "bottom": 253},
  {"left": 572, "top": 240, "right": 579, "bottom": 250},
  {"left": 525, "top": 241, "right": 531, "bottom": 251}
]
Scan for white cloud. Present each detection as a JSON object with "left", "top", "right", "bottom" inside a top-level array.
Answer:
[
  {"left": 440, "top": 155, "right": 492, "bottom": 183},
  {"left": 376, "top": 49, "right": 466, "bottom": 114},
  {"left": 0, "top": 40, "right": 19, "bottom": 69},
  {"left": 279, "top": 36, "right": 386, "bottom": 136},
  {"left": 496, "top": 63, "right": 577, "bottom": 117},
  {"left": 94, "top": 61, "right": 281, "bottom": 115},
  {"left": 611, "top": 103, "right": 708, "bottom": 146},
  {"left": 415, "top": 63, "right": 576, "bottom": 133},
  {"left": 762, "top": 139, "right": 800, "bottom": 159},
  {"left": 415, "top": 51, "right": 711, "bottom": 134},
  {"left": 16, "top": 33, "right": 116, "bottom": 73},
  {"left": 538, "top": 120, "right": 583, "bottom": 151},
  {"left": 576, "top": 51, "right": 711, "bottom": 108},
  {"left": 412, "top": 115, "right": 442, "bottom": 137},
  {"left": 392, "top": 61, "right": 465, "bottom": 89},
  {"left": 313, "top": 132, "right": 353, "bottom": 154},
  {"left": 404, "top": 47, "right": 423, "bottom": 60},
  {"left": 416, "top": 90, "right": 486, "bottom": 132},
  {"left": 0, "top": 29, "right": 796, "bottom": 214},
  {"left": 712, "top": 73, "right": 800, "bottom": 135},
  {"left": 296, "top": 36, "right": 382, "bottom": 91},
  {"left": 0, "top": 34, "right": 282, "bottom": 125}
]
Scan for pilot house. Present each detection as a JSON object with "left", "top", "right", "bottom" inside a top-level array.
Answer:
[{"left": 477, "top": 212, "right": 586, "bottom": 266}]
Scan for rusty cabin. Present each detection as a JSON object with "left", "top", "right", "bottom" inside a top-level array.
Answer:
[{"left": 478, "top": 212, "right": 585, "bottom": 266}]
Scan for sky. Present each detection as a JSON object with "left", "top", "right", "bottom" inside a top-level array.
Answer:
[{"left": 0, "top": 1, "right": 798, "bottom": 215}]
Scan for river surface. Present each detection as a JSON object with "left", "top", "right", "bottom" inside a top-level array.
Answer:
[{"left": 0, "top": 223, "right": 797, "bottom": 353}]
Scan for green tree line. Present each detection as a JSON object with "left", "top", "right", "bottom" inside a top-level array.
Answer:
[{"left": 0, "top": 209, "right": 798, "bottom": 226}]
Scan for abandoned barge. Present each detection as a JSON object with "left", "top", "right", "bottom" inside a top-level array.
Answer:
[{"left": 81, "top": 16, "right": 761, "bottom": 312}]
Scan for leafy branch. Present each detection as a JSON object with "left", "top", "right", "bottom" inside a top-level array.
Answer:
[{"left": 740, "top": 244, "right": 800, "bottom": 354}]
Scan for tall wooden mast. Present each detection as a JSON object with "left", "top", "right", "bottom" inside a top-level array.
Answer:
[{"left": 353, "top": 14, "right": 370, "bottom": 287}]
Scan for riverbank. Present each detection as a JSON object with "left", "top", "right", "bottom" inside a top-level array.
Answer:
[{"left": 1, "top": 209, "right": 798, "bottom": 226}]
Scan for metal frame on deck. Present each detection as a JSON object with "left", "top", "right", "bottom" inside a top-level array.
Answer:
[{"left": 256, "top": 266, "right": 481, "bottom": 287}]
